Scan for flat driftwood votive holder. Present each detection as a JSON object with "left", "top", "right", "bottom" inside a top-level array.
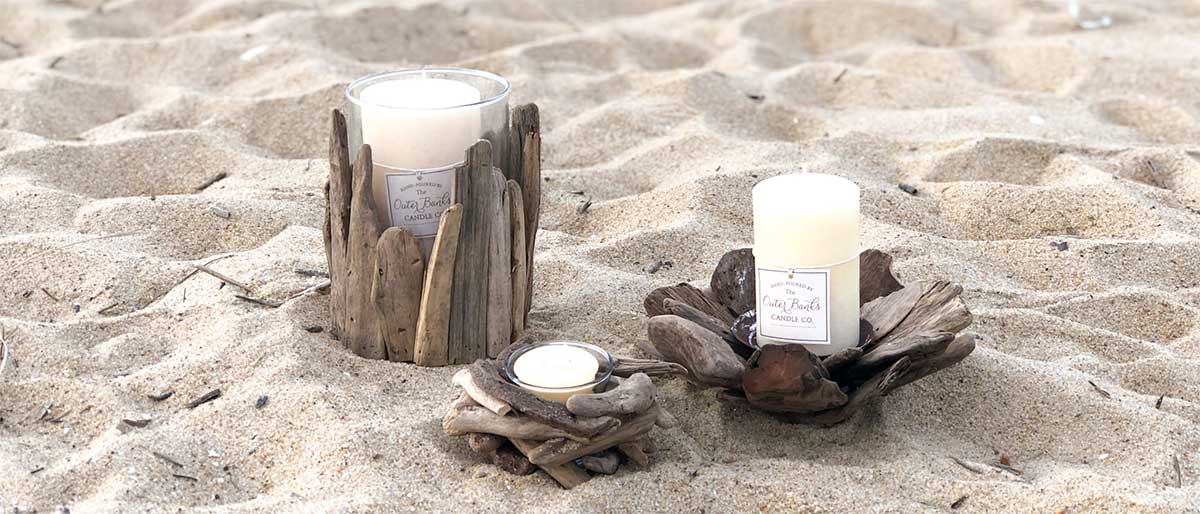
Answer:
[{"left": 322, "top": 103, "right": 542, "bottom": 366}]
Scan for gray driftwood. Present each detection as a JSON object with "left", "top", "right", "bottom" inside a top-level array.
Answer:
[
  {"left": 469, "top": 360, "right": 618, "bottom": 438},
  {"left": 453, "top": 369, "right": 512, "bottom": 416},
  {"left": 324, "top": 106, "right": 541, "bottom": 365},
  {"left": 581, "top": 451, "right": 620, "bottom": 475},
  {"left": 643, "top": 248, "right": 975, "bottom": 426},
  {"left": 526, "top": 405, "right": 660, "bottom": 467},
  {"left": 443, "top": 404, "right": 585, "bottom": 442},
  {"left": 612, "top": 357, "right": 688, "bottom": 378},
  {"left": 566, "top": 373, "right": 655, "bottom": 417}
]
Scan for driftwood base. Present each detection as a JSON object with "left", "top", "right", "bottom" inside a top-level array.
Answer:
[
  {"left": 644, "top": 249, "right": 975, "bottom": 426},
  {"left": 443, "top": 352, "right": 675, "bottom": 488}
]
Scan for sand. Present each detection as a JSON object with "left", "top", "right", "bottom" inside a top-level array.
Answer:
[{"left": 1, "top": 0, "right": 1199, "bottom": 512}]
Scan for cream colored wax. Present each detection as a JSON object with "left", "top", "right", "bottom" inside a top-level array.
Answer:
[
  {"left": 751, "top": 173, "right": 860, "bottom": 355},
  {"left": 512, "top": 344, "right": 601, "bottom": 403},
  {"left": 358, "top": 78, "right": 482, "bottom": 253}
]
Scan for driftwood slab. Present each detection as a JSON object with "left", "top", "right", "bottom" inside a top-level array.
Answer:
[
  {"left": 444, "top": 352, "right": 675, "bottom": 488},
  {"left": 643, "top": 248, "right": 975, "bottom": 426},
  {"left": 325, "top": 105, "right": 542, "bottom": 365}
]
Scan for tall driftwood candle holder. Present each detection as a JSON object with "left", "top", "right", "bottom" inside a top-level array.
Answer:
[
  {"left": 323, "top": 104, "right": 542, "bottom": 365},
  {"left": 643, "top": 249, "right": 976, "bottom": 426}
]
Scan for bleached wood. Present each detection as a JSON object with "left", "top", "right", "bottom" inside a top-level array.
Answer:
[{"left": 413, "top": 205, "right": 462, "bottom": 367}]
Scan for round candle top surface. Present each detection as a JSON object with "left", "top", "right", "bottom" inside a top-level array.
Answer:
[
  {"left": 359, "top": 78, "right": 481, "bottom": 110},
  {"left": 512, "top": 345, "right": 600, "bottom": 389},
  {"left": 752, "top": 173, "right": 860, "bottom": 266}
]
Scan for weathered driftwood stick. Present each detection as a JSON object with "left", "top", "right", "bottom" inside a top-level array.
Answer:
[
  {"left": 869, "top": 281, "right": 972, "bottom": 351},
  {"left": 486, "top": 169, "right": 513, "bottom": 358},
  {"left": 581, "top": 451, "right": 620, "bottom": 475},
  {"left": 493, "top": 445, "right": 537, "bottom": 476},
  {"left": 413, "top": 205, "right": 462, "bottom": 367},
  {"left": 470, "top": 360, "right": 619, "bottom": 438},
  {"left": 612, "top": 357, "right": 688, "bottom": 378},
  {"left": 509, "top": 104, "right": 541, "bottom": 326},
  {"left": 527, "top": 405, "right": 660, "bottom": 467},
  {"left": 859, "top": 249, "right": 904, "bottom": 305},
  {"left": 616, "top": 440, "right": 652, "bottom": 467},
  {"left": 742, "top": 344, "right": 848, "bottom": 414},
  {"left": 326, "top": 110, "right": 353, "bottom": 339},
  {"left": 709, "top": 248, "right": 755, "bottom": 317},
  {"left": 443, "top": 404, "right": 587, "bottom": 442},
  {"left": 646, "top": 315, "right": 744, "bottom": 388},
  {"left": 835, "top": 331, "right": 954, "bottom": 384},
  {"left": 345, "top": 145, "right": 385, "bottom": 360},
  {"left": 645, "top": 283, "right": 734, "bottom": 325},
  {"left": 510, "top": 437, "right": 590, "bottom": 489},
  {"left": 566, "top": 373, "right": 655, "bottom": 418},
  {"left": 663, "top": 298, "right": 739, "bottom": 348},
  {"left": 507, "top": 180, "right": 528, "bottom": 342},
  {"left": 372, "top": 227, "right": 423, "bottom": 362},
  {"left": 453, "top": 369, "right": 512, "bottom": 416},
  {"left": 449, "top": 141, "right": 496, "bottom": 365},
  {"left": 467, "top": 432, "right": 505, "bottom": 454}
]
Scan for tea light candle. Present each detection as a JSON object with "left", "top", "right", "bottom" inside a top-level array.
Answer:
[
  {"left": 512, "top": 344, "right": 601, "bottom": 403},
  {"left": 358, "top": 77, "right": 483, "bottom": 251},
  {"left": 752, "top": 173, "right": 860, "bottom": 356}
]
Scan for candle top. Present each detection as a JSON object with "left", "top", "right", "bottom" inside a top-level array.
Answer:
[
  {"left": 752, "top": 173, "right": 860, "bottom": 208},
  {"left": 359, "top": 77, "right": 482, "bottom": 110},
  {"left": 512, "top": 344, "right": 601, "bottom": 388}
]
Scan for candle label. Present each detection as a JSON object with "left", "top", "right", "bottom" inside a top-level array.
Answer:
[
  {"left": 755, "top": 266, "right": 831, "bottom": 344},
  {"left": 381, "top": 163, "right": 457, "bottom": 238}
]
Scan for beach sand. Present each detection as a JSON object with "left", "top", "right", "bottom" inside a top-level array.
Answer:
[{"left": 2, "top": 0, "right": 1199, "bottom": 512}]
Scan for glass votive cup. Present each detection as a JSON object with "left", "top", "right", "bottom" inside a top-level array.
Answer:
[{"left": 504, "top": 341, "right": 614, "bottom": 403}]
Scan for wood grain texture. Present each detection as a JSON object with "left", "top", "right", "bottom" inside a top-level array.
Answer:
[
  {"left": 469, "top": 359, "right": 618, "bottom": 438},
  {"left": 414, "top": 205, "right": 462, "bottom": 367},
  {"left": 327, "top": 109, "right": 353, "bottom": 339},
  {"left": 443, "top": 404, "right": 583, "bottom": 441},
  {"left": 645, "top": 315, "right": 744, "bottom": 388},
  {"left": 507, "top": 180, "right": 528, "bottom": 342},
  {"left": 453, "top": 368, "right": 511, "bottom": 416},
  {"left": 526, "top": 405, "right": 660, "bottom": 467},
  {"left": 449, "top": 140, "right": 495, "bottom": 365},
  {"left": 566, "top": 372, "right": 655, "bottom": 418},
  {"left": 510, "top": 437, "right": 590, "bottom": 489},
  {"left": 742, "top": 343, "right": 848, "bottom": 414},
  {"left": 509, "top": 104, "right": 541, "bottom": 326},
  {"left": 710, "top": 248, "right": 755, "bottom": 317},
  {"left": 645, "top": 283, "right": 735, "bottom": 325},
  {"left": 486, "top": 169, "right": 512, "bottom": 358},
  {"left": 345, "top": 145, "right": 385, "bottom": 360},
  {"left": 372, "top": 227, "right": 423, "bottom": 362}
]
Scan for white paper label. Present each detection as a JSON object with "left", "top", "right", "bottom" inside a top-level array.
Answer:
[
  {"left": 755, "top": 266, "right": 831, "bottom": 344},
  {"left": 382, "top": 164, "right": 456, "bottom": 239}
]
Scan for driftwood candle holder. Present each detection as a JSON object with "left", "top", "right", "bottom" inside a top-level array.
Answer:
[
  {"left": 323, "top": 105, "right": 541, "bottom": 365},
  {"left": 442, "top": 347, "right": 683, "bottom": 488},
  {"left": 643, "top": 249, "right": 975, "bottom": 426}
]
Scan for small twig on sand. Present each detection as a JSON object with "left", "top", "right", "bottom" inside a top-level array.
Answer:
[
  {"left": 0, "top": 327, "right": 11, "bottom": 377},
  {"left": 235, "top": 280, "right": 330, "bottom": 309},
  {"left": 193, "top": 264, "right": 251, "bottom": 291},
  {"left": 1173, "top": 455, "right": 1183, "bottom": 488},
  {"left": 185, "top": 389, "right": 221, "bottom": 409},
  {"left": 172, "top": 473, "right": 199, "bottom": 482},
  {"left": 234, "top": 294, "right": 282, "bottom": 308},
  {"left": 5, "top": 231, "right": 139, "bottom": 274},
  {"left": 195, "top": 172, "right": 228, "bottom": 192},
  {"left": 1088, "top": 380, "right": 1112, "bottom": 399},
  {"left": 39, "top": 287, "right": 59, "bottom": 302},
  {"left": 151, "top": 450, "right": 184, "bottom": 468},
  {"left": 833, "top": 68, "right": 848, "bottom": 83}
]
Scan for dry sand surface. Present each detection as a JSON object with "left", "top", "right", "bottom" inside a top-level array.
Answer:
[{"left": 2, "top": 0, "right": 1200, "bottom": 512}]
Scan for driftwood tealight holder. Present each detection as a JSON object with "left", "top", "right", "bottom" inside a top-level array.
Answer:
[
  {"left": 643, "top": 249, "right": 976, "bottom": 426},
  {"left": 323, "top": 104, "right": 542, "bottom": 365},
  {"left": 442, "top": 346, "right": 683, "bottom": 488}
]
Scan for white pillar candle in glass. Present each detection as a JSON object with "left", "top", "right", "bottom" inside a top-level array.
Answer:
[
  {"left": 357, "top": 78, "right": 482, "bottom": 244},
  {"left": 752, "top": 173, "right": 860, "bottom": 356}
]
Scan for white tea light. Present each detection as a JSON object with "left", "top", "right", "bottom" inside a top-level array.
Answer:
[
  {"left": 510, "top": 343, "right": 606, "bottom": 403},
  {"left": 752, "top": 173, "right": 860, "bottom": 356}
]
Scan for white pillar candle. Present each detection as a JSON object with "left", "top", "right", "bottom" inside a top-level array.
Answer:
[
  {"left": 512, "top": 344, "right": 601, "bottom": 403},
  {"left": 752, "top": 173, "right": 860, "bottom": 356},
  {"left": 358, "top": 77, "right": 482, "bottom": 251}
]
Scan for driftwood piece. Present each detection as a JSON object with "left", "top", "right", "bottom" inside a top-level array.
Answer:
[
  {"left": 645, "top": 248, "right": 976, "bottom": 426},
  {"left": 413, "top": 205, "right": 462, "bottom": 367},
  {"left": 646, "top": 315, "right": 744, "bottom": 388},
  {"left": 509, "top": 104, "right": 541, "bottom": 326},
  {"left": 443, "top": 404, "right": 586, "bottom": 442},
  {"left": 663, "top": 298, "right": 743, "bottom": 357},
  {"left": 510, "top": 437, "right": 590, "bottom": 489},
  {"left": 581, "top": 450, "right": 620, "bottom": 475},
  {"left": 616, "top": 440, "right": 651, "bottom": 467},
  {"left": 566, "top": 373, "right": 655, "bottom": 418},
  {"left": 453, "top": 369, "right": 512, "bottom": 416},
  {"left": 859, "top": 249, "right": 904, "bottom": 305},
  {"left": 470, "top": 360, "right": 619, "bottom": 438},
  {"left": 710, "top": 248, "right": 755, "bottom": 317},
  {"left": 527, "top": 405, "right": 660, "bottom": 467},
  {"left": 467, "top": 432, "right": 505, "bottom": 454},
  {"left": 449, "top": 141, "right": 496, "bottom": 365},
  {"left": 345, "top": 145, "right": 385, "bottom": 360},
  {"left": 373, "top": 227, "right": 423, "bottom": 362},
  {"left": 486, "top": 169, "right": 513, "bottom": 358},
  {"left": 645, "top": 283, "right": 734, "bottom": 325},
  {"left": 493, "top": 445, "right": 537, "bottom": 476},
  {"left": 742, "top": 344, "right": 848, "bottom": 414},
  {"left": 507, "top": 180, "right": 528, "bottom": 342},
  {"left": 327, "top": 110, "right": 353, "bottom": 339},
  {"left": 612, "top": 357, "right": 688, "bottom": 378}
]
